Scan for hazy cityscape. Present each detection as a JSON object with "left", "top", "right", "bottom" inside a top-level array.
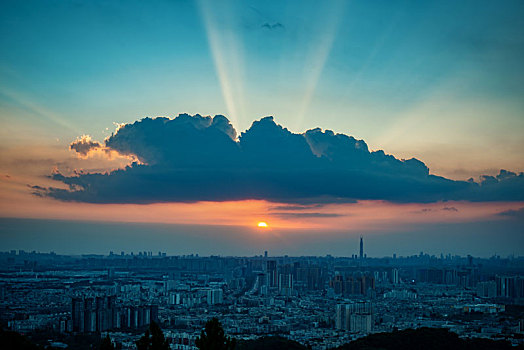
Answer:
[{"left": 1, "top": 237, "right": 523, "bottom": 349}]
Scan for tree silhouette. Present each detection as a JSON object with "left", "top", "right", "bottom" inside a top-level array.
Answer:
[
  {"left": 100, "top": 334, "right": 115, "bottom": 350},
  {"left": 195, "top": 318, "right": 236, "bottom": 350},
  {"left": 136, "top": 321, "right": 170, "bottom": 350}
]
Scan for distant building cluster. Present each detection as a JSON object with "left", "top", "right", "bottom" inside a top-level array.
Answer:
[
  {"left": 250, "top": 260, "right": 325, "bottom": 297},
  {"left": 330, "top": 274, "right": 375, "bottom": 297},
  {"left": 1, "top": 241, "right": 524, "bottom": 349},
  {"left": 71, "top": 296, "right": 158, "bottom": 333},
  {"left": 335, "top": 301, "right": 373, "bottom": 333}
]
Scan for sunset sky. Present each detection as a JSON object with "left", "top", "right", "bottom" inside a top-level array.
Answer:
[{"left": 1, "top": 0, "right": 523, "bottom": 256}]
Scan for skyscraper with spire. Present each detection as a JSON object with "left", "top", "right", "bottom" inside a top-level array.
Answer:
[{"left": 359, "top": 236, "right": 364, "bottom": 260}]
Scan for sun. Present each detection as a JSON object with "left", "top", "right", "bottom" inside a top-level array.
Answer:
[{"left": 257, "top": 221, "right": 268, "bottom": 228}]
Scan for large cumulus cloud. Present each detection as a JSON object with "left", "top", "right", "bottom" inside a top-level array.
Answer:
[{"left": 38, "top": 114, "right": 524, "bottom": 204}]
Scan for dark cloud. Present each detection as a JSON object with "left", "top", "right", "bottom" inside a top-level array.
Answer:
[
  {"left": 469, "top": 170, "right": 524, "bottom": 201},
  {"left": 104, "top": 114, "right": 237, "bottom": 166},
  {"left": 270, "top": 204, "right": 326, "bottom": 211},
  {"left": 37, "top": 114, "right": 524, "bottom": 204},
  {"left": 442, "top": 207, "right": 459, "bottom": 212},
  {"left": 261, "top": 22, "right": 284, "bottom": 30},
  {"left": 28, "top": 185, "right": 46, "bottom": 197},
  {"left": 70, "top": 135, "right": 102, "bottom": 156},
  {"left": 497, "top": 207, "right": 524, "bottom": 218},
  {"left": 271, "top": 212, "right": 344, "bottom": 219}
]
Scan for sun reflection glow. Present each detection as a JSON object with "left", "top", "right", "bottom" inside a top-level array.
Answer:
[{"left": 257, "top": 221, "right": 268, "bottom": 228}]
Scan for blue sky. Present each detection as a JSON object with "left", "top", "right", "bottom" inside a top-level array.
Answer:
[{"left": 2, "top": 1, "right": 523, "bottom": 152}]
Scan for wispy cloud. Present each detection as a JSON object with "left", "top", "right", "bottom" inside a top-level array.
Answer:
[
  {"left": 271, "top": 212, "right": 344, "bottom": 219},
  {"left": 442, "top": 206, "right": 459, "bottom": 212},
  {"left": 497, "top": 207, "right": 524, "bottom": 218},
  {"left": 261, "top": 22, "right": 284, "bottom": 30}
]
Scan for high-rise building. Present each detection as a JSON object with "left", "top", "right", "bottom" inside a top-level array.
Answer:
[
  {"left": 266, "top": 260, "right": 278, "bottom": 288},
  {"left": 477, "top": 281, "right": 497, "bottom": 298},
  {"left": 335, "top": 304, "right": 345, "bottom": 330},
  {"left": 72, "top": 296, "right": 156, "bottom": 333},
  {"left": 330, "top": 274, "right": 375, "bottom": 296},
  {"left": 72, "top": 298, "right": 85, "bottom": 333},
  {"left": 496, "top": 275, "right": 524, "bottom": 299},
  {"left": 84, "top": 298, "right": 96, "bottom": 332},
  {"left": 359, "top": 236, "right": 364, "bottom": 260},
  {"left": 335, "top": 301, "right": 373, "bottom": 333},
  {"left": 207, "top": 289, "right": 223, "bottom": 305},
  {"left": 391, "top": 268, "right": 399, "bottom": 284},
  {"left": 278, "top": 273, "right": 293, "bottom": 296},
  {"left": 255, "top": 272, "right": 268, "bottom": 295},
  {"left": 349, "top": 313, "right": 373, "bottom": 333},
  {"left": 296, "top": 267, "right": 323, "bottom": 290}
]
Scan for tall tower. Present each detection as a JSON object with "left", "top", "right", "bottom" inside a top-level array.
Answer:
[{"left": 359, "top": 236, "right": 364, "bottom": 260}]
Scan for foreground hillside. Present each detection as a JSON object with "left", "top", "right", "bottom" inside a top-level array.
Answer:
[
  {"left": 334, "top": 327, "right": 519, "bottom": 350},
  {"left": 237, "top": 327, "right": 520, "bottom": 350},
  {"left": 1, "top": 326, "right": 521, "bottom": 349}
]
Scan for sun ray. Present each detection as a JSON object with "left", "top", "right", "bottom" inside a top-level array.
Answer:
[
  {"left": 197, "top": 0, "right": 245, "bottom": 131},
  {"left": 294, "top": 1, "right": 346, "bottom": 131},
  {"left": 0, "top": 85, "right": 79, "bottom": 134}
]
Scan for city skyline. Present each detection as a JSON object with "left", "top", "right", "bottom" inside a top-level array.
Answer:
[
  {"left": 1, "top": 246, "right": 522, "bottom": 348},
  {"left": 1, "top": 217, "right": 521, "bottom": 258}
]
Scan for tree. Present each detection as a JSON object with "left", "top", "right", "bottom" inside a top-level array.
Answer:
[
  {"left": 100, "top": 334, "right": 115, "bottom": 350},
  {"left": 0, "top": 327, "right": 42, "bottom": 350},
  {"left": 135, "top": 321, "right": 170, "bottom": 350},
  {"left": 195, "top": 318, "right": 236, "bottom": 350}
]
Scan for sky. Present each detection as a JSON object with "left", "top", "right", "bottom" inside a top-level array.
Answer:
[{"left": 0, "top": 0, "right": 523, "bottom": 257}]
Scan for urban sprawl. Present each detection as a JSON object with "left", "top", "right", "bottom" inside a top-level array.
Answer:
[{"left": 1, "top": 239, "right": 523, "bottom": 349}]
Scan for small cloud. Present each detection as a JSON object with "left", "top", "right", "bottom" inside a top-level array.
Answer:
[
  {"left": 28, "top": 184, "right": 46, "bottom": 197},
  {"left": 70, "top": 135, "right": 102, "bottom": 157},
  {"left": 421, "top": 208, "right": 432, "bottom": 213},
  {"left": 497, "top": 207, "right": 524, "bottom": 218},
  {"left": 442, "top": 206, "right": 459, "bottom": 212},
  {"left": 270, "top": 204, "right": 325, "bottom": 211},
  {"left": 271, "top": 212, "right": 344, "bottom": 219},
  {"left": 261, "top": 22, "right": 284, "bottom": 30},
  {"left": 69, "top": 134, "right": 141, "bottom": 166}
]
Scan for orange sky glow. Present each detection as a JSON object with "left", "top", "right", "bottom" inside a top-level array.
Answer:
[{"left": 0, "top": 142, "right": 522, "bottom": 238}]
